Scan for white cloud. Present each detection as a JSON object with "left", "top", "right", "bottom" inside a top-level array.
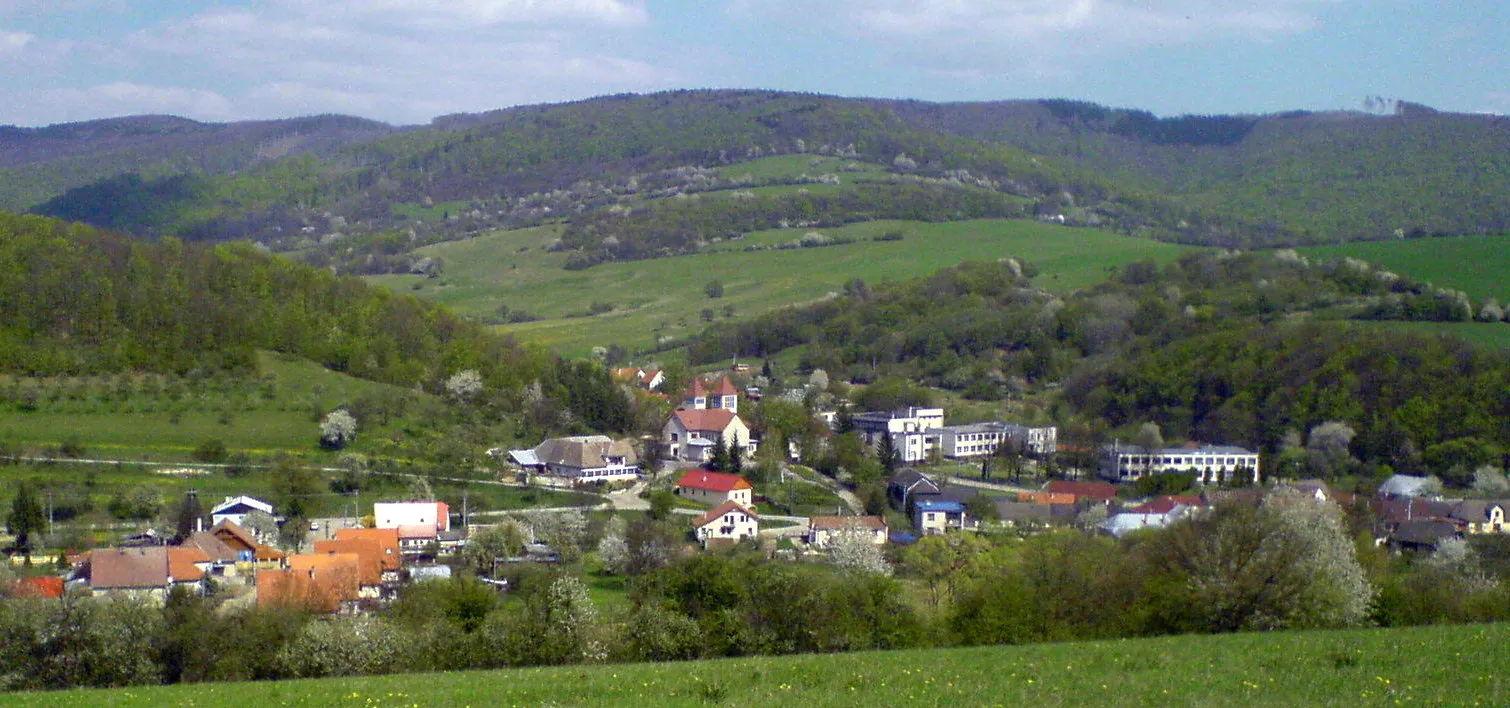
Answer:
[
  {"left": 0, "top": 27, "right": 32, "bottom": 54},
  {"left": 271, "top": 0, "right": 648, "bottom": 28},
  {"left": 739, "top": 0, "right": 1336, "bottom": 73},
  {"left": 113, "top": 3, "right": 675, "bottom": 123},
  {"left": 5, "top": 82, "right": 234, "bottom": 124}
]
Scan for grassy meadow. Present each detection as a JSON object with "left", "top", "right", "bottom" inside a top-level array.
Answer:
[
  {"left": 371, "top": 219, "right": 1193, "bottom": 357},
  {"left": 1297, "top": 234, "right": 1510, "bottom": 302},
  {"left": 10, "top": 622, "right": 1504, "bottom": 707}
]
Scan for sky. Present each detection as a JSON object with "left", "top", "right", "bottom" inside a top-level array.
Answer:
[{"left": 0, "top": 0, "right": 1506, "bottom": 126}]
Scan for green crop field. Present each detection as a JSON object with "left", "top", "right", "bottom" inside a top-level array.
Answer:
[
  {"left": 0, "top": 352, "right": 431, "bottom": 458},
  {"left": 370, "top": 219, "right": 1193, "bottom": 357},
  {"left": 10, "top": 622, "right": 1505, "bottom": 707},
  {"left": 1297, "top": 235, "right": 1510, "bottom": 303}
]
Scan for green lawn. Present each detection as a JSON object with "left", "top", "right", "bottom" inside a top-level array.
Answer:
[
  {"left": 10, "top": 622, "right": 1505, "bottom": 706},
  {"left": 1297, "top": 234, "right": 1510, "bottom": 303},
  {"left": 371, "top": 219, "right": 1192, "bottom": 357}
]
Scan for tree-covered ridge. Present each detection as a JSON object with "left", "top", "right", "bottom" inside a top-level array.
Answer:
[
  {"left": 0, "top": 114, "right": 391, "bottom": 213},
  {"left": 0, "top": 211, "right": 549, "bottom": 392},
  {"left": 688, "top": 249, "right": 1480, "bottom": 390}
]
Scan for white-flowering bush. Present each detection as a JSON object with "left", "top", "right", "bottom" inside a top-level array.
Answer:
[
  {"left": 319, "top": 409, "right": 357, "bottom": 449},
  {"left": 444, "top": 369, "right": 483, "bottom": 401}
]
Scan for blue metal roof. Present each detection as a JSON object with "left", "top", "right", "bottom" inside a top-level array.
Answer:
[{"left": 915, "top": 499, "right": 965, "bottom": 512}]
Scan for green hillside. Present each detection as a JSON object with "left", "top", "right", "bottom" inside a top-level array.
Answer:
[
  {"left": 11, "top": 622, "right": 1504, "bottom": 707},
  {"left": 368, "top": 218, "right": 1192, "bottom": 356}
]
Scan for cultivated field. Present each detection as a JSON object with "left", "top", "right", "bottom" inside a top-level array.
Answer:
[
  {"left": 10, "top": 622, "right": 1505, "bottom": 707},
  {"left": 370, "top": 219, "right": 1193, "bottom": 357}
]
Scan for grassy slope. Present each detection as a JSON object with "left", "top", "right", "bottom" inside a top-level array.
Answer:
[
  {"left": 1295, "top": 235, "right": 1510, "bottom": 349},
  {"left": 0, "top": 352, "right": 425, "bottom": 456},
  {"left": 1297, "top": 234, "right": 1510, "bottom": 302},
  {"left": 371, "top": 219, "right": 1192, "bottom": 357},
  {"left": 12, "top": 622, "right": 1505, "bottom": 707}
]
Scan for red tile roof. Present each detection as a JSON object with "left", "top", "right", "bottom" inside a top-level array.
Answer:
[
  {"left": 711, "top": 376, "right": 738, "bottom": 396},
  {"left": 1045, "top": 480, "right": 1118, "bottom": 502},
  {"left": 313, "top": 539, "right": 384, "bottom": 586},
  {"left": 90, "top": 547, "right": 170, "bottom": 590},
  {"left": 692, "top": 501, "right": 758, "bottom": 528},
  {"left": 168, "top": 547, "right": 208, "bottom": 583},
  {"left": 335, "top": 528, "right": 402, "bottom": 571},
  {"left": 14, "top": 577, "right": 64, "bottom": 598},
  {"left": 671, "top": 407, "right": 739, "bottom": 433},
  {"left": 1131, "top": 495, "right": 1204, "bottom": 515},
  {"left": 677, "top": 470, "right": 752, "bottom": 493},
  {"left": 397, "top": 524, "right": 438, "bottom": 541}
]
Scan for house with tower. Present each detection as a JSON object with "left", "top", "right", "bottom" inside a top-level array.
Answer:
[{"left": 662, "top": 375, "right": 756, "bottom": 462}]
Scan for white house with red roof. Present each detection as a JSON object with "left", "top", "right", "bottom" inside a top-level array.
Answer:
[
  {"left": 676, "top": 470, "right": 754, "bottom": 507},
  {"left": 663, "top": 376, "right": 755, "bottom": 462},
  {"left": 691, "top": 501, "right": 759, "bottom": 545}
]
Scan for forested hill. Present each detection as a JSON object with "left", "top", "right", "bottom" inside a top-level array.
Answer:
[
  {"left": 879, "top": 98, "right": 1510, "bottom": 241},
  {"left": 687, "top": 251, "right": 1510, "bottom": 479},
  {"left": 0, "top": 210, "right": 548, "bottom": 394},
  {"left": 9, "top": 90, "right": 1509, "bottom": 252}
]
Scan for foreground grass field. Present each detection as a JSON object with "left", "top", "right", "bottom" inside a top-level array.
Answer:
[
  {"left": 10, "top": 622, "right": 1504, "bottom": 707},
  {"left": 371, "top": 219, "right": 1193, "bottom": 357}
]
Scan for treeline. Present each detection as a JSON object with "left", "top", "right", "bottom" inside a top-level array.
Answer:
[
  {"left": 0, "top": 211, "right": 549, "bottom": 392},
  {"left": 558, "top": 183, "right": 1026, "bottom": 268}
]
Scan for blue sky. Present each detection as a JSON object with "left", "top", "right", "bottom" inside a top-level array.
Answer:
[{"left": 0, "top": 0, "right": 1505, "bottom": 126}]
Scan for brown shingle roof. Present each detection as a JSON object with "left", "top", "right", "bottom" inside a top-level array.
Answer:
[
  {"left": 90, "top": 547, "right": 170, "bottom": 589},
  {"left": 809, "top": 515, "right": 887, "bottom": 531},
  {"left": 671, "top": 407, "right": 739, "bottom": 433},
  {"left": 1045, "top": 480, "right": 1117, "bottom": 502},
  {"left": 692, "top": 501, "right": 758, "bottom": 528},
  {"left": 532, "top": 436, "right": 638, "bottom": 469}
]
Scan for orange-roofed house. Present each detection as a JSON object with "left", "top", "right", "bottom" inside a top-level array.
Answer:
[
  {"left": 13, "top": 576, "right": 65, "bottom": 598},
  {"left": 313, "top": 539, "right": 385, "bottom": 598},
  {"left": 335, "top": 527, "right": 402, "bottom": 582},
  {"left": 259, "top": 552, "right": 362, "bottom": 613},
  {"left": 676, "top": 470, "right": 754, "bottom": 507},
  {"left": 205, "top": 519, "right": 286, "bottom": 571},
  {"left": 663, "top": 376, "right": 755, "bottom": 462},
  {"left": 691, "top": 501, "right": 759, "bottom": 546},
  {"left": 82, "top": 546, "right": 206, "bottom": 602}
]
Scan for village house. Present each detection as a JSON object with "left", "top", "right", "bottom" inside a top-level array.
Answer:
[
  {"left": 1100, "top": 443, "right": 1260, "bottom": 484},
  {"left": 691, "top": 501, "right": 759, "bottom": 546},
  {"left": 612, "top": 367, "right": 665, "bottom": 391},
  {"left": 258, "top": 553, "right": 362, "bottom": 614},
  {"left": 806, "top": 515, "right": 888, "bottom": 547},
  {"left": 853, "top": 407, "right": 944, "bottom": 463},
  {"left": 939, "top": 422, "right": 1057, "bottom": 459},
  {"left": 313, "top": 539, "right": 386, "bottom": 598},
  {"left": 1044, "top": 480, "right": 1119, "bottom": 505},
  {"left": 375, "top": 501, "right": 451, "bottom": 558},
  {"left": 676, "top": 470, "right": 754, "bottom": 507},
  {"left": 913, "top": 499, "right": 975, "bottom": 535},
  {"left": 208, "top": 495, "right": 275, "bottom": 530},
  {"left": 663, "top": 376, "right": 756, "bottom": 462},
  {"left": 507, "top": 435, "right": 640, "bottom": 482},
  {"left": 334, "top": 527, "right": 403, "bottom": 583},
  {"left": 75, "top": 546, "right": 210, "bottom": 602},
  {"left": 1450, "top": 500, "right": 1510, "bottom": 535},
  {"left": 182, "top": 519, "right": 287, "bottom": 582},
  {"left": 888, "top": 469, "right": 941, "bottom": 511}
]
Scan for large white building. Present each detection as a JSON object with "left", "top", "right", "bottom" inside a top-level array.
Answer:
[
  {"left": 853, "top": 407, "right": 944, "bottom": 463},
  {"left": 1100, "top": 444, "right": 1260, "bottom": 484},
  {"left": 939, "top": 422, "right": 1057, "bottom": 459},
  {"left": 373, "top": 501, "right": 450, "bottom": 534}
]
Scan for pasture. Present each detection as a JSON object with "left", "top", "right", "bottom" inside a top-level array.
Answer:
[
  {"left": 1297, "top": 234, "right": 1510, "bottom": 303},
  {"left": 371, "top": 219, "right": 1193, "bottom": 357}
]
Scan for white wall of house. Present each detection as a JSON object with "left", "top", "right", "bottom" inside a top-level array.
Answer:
[
  {"left": 695, "top": 510, "right": 758, "bottom": 543},
  {"left": 678, "top": 485, "right": 752, "bottom": 507},
  {"left": 375, "top": 503, "right": 446, "bottom": 532},
  {"left": 1101, "top": 446, "right": 1260, "bottom": 484}
]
